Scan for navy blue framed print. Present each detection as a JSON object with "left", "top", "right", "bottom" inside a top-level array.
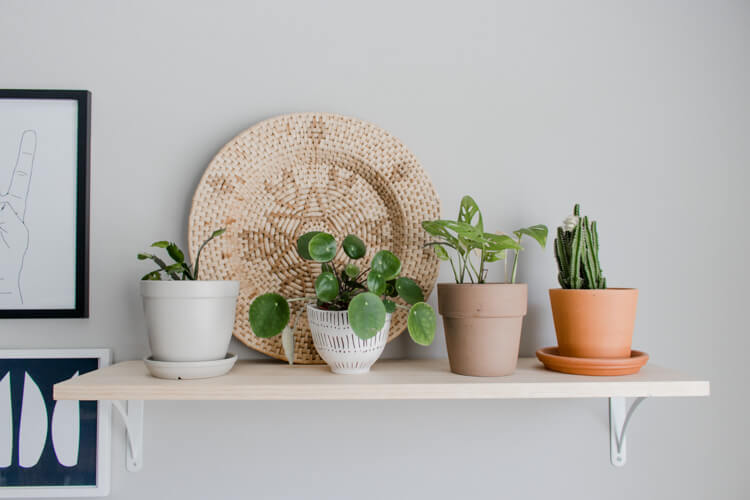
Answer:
[{"left": 0, "top": 349, "right": 110, "bottom": 497}]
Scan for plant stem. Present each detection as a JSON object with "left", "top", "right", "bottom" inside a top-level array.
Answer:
[
  {"left": 447, "top": 257, "right": 459, "bottom": 283},
  {"left": 458, "top": 252, "right": 467, "bottom": 283},
  {"left": 478, "top": 248, "right": 486, "bottom": 284},
  {"left": 355, "top": 267, "right": 371, "bottom": 281},
  {"left": 510, "top": 236, "right": 522, "bottom": 284},
  {"left": 467, "top": 254, "right": 480, "bottom": 284}
]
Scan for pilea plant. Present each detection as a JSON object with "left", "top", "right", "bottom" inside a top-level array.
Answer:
[
  {"left": 249, "top": 231, "right": 437, "bottom": 351},
  {"left": 422, "top": 196, "right": 548, "bottom": 283},
  {"left": 137, "top": 228, "right": 226, "bottom": 280},
  {"left": 554, "top": 203, "right": 606, "bottom": 289}
]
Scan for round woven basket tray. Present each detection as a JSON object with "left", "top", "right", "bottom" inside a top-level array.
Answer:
[{"left": 188, "top": 113, "right": 440, "bottom": 364}]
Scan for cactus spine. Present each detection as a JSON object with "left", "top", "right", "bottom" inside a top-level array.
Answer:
[{"left": 554, "top": 204, "right": 606, "bottom": 289}]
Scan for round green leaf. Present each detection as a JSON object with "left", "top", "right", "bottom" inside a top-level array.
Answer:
[
  {"left": 315, "top": 272, "right": 339, "bottom": 302},
  {"left": 407, "top": 302, "right": 436, "bottom": 346},
  {"left": 345, "top": 264, "right": 360, "bottom": 278},
  {"left": 249, "top": 293, "right": 290, "bottom": 338},
  {"left": 371, "top": 250, "right": 401, "bottom": 281},
  {"left": 342, "top": 234, "right": 366, "bottom": 259},
  {"left": 382, "top": 299, "right": 397, "bottom": 313},
  {"left": 348, "top": 292, "right": 386, "bottom": 339},
  {"left": 396, "top": 277, "right": 424, "bottom": 305},
  {"left": 296, "top": 231, "right": 321, "bottom": 260},
  {"left": 308, "top": 232, "right": 337, "bottom": 262},
  {"left": 367, "top": 271, "right": 386, "bottom": 295}
]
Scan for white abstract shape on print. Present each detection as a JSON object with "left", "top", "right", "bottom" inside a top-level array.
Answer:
[
  {"left": 51, "top": 371, "right": 80, "bottom": 467},
  {"left": 19, "top": 372, "right": 48, "bottom": 468},
  {"left": 0, "top": 372, "right": 11, "bottom": 467}
]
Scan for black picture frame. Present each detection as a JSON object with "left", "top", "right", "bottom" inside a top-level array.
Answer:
[{"left": 0, "top": 90, "right": 90, "bottom": 319}]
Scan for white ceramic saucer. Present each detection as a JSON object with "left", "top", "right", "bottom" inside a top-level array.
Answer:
[{"left": 144, "top": 353, "right": 237, "bottom": 380}]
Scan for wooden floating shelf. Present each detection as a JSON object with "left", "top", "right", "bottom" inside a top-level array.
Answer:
[
  {"left": 54, "top": 358, "right": 709, "bottom": 401},
  {"left": 52, "top": 358, "right": 709, "bottom": 471}
]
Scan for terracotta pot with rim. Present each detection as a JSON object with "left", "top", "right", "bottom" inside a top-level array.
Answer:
[
  {"left": 549, "top": 288, "right": 638, "bottom": 358},
  {"left": 438, "top": 283, "right": 527, "bottom": 377}
]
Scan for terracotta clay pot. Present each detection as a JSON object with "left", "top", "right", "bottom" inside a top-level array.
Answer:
[
  {"left": 549, "top": 288, "right": 638, "bottom": 358},
  {"left": 438, "top": 283, "right": 527, "bottom": 377}
]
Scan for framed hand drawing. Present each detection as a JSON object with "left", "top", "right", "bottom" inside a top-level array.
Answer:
[
  {"left": 0, "top": 349, "right": 111, "bottom": 497},
  {"left": 0, "top": 90, "right": 90, "bottom": 318}
]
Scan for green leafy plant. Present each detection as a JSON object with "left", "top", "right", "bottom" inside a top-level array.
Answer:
[
  {"left": 137, "top": 228, "right": 226, "bottom": 280},
  {"left": 554, "top": 203, "right": 606, "bottom": 289},
  {"left": 249, "top": 232, "right": 437, "bottom": 351},
  {"left": 422, "top": 196, "right": 547, "bottom": 284}
]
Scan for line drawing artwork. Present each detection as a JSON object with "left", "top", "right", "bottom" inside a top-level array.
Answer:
[{"left": 0, "top": 130, "right": 36, "bottom": 306}]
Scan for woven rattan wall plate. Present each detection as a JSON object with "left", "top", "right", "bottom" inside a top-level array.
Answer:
[{"left": 188, "top": 113, "right": 440, "bottom": 364}]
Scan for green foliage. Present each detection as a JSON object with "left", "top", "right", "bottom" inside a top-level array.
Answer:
[
  {"left": 407, "top": 302, "right": 436, "bottom": 345},
  {"left": 371, "top": 250, "right": 402, "bottom": 281},
  {"left": 554, "top": 204, "right": 606, "bottom": 289},
  {"left": 296, "top": 231, "right": 321, "bottom": 260},
  {"left": 344, "top": 263, "right": 360, "bottom": 278},
  {"left": 367, "top": 271, "right": 386, "bottom": 295},
  {"left": 315, "top": 272, "right": 339, "bottom": 302},
  {"left": 395, "top": 277, "right": 424, "bottom": 305},
  {"left": 248, "top": 232, "right": 437, "bottom": 345},
  {"left": 348, "top": 292, "right": 387, "bottom": 339},
  {"left": 342, "top": 234, "right": 366, "bottom": 259},
  {"left": 382, "top": 299, "right": 397, "bottom": 313},
  {"left": 137, "top": 228, "right": 225, "bottom": 280},
  {"left": 308, "top": 232, "right": 337, "bottom": 262},
  {"left": 422, "top": 196, "right": 547, "bottom": 284},
  {"left": 249, "top": 293, "right": 290, "bottom": 338}
]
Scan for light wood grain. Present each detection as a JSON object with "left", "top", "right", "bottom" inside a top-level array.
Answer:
[{"left": 53, "top": 358, "right": 710, "bottom": 401}]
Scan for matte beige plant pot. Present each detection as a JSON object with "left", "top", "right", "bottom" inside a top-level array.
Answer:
[
  {"left": 549, "top": 288, "right": 638, "bottom": 358},
  {"left": 438, "top": 283, "right": 527, "bottom": 377}
]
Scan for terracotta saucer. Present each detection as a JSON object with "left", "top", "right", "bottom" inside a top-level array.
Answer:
[{"left": 536, "top": 347, "right": 649, "bottom": 376}]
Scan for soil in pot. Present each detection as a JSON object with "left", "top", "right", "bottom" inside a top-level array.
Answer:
[
  {"left": 438, "top": 283, "right": 527, "bottom": 377},
  {"left": 549, "top": 288, "right": 638, "bottom": 359}
]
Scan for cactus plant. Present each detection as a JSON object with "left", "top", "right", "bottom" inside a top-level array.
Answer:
[{"left": 554, "top": 204, "right": 606, "bottom": 289}]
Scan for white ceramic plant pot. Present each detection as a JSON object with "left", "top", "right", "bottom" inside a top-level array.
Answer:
[
  {"left": 308, "top": 305, "right": 391, "bottom": 374},
  {"left": 140, "top": 280, "right": 240, "bottom": 362}
]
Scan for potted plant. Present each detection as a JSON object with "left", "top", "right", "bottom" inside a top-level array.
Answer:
[
  {"left": 248, "top": 232, "right": 436, "bottom": 374},
  {"left": 137, "top": 228, "right": 239, "bottom": 362},
  {"left": 551, "top": 204, "right": 637, "bottom": 358},
  {"left": 423, "top": 196, "right": 547, "bottom": 376}
]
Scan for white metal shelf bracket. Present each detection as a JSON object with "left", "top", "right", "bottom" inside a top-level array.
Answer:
[
  {"left": 609, "top": 397, "right": 646, "bottom": 466},
  {"left": 111, "top": 400, "right": 144, "bottom": 472}
]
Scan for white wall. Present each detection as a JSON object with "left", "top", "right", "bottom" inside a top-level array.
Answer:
[{"left": 2, "top": 1, "right": 747, "bottom": 498}]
